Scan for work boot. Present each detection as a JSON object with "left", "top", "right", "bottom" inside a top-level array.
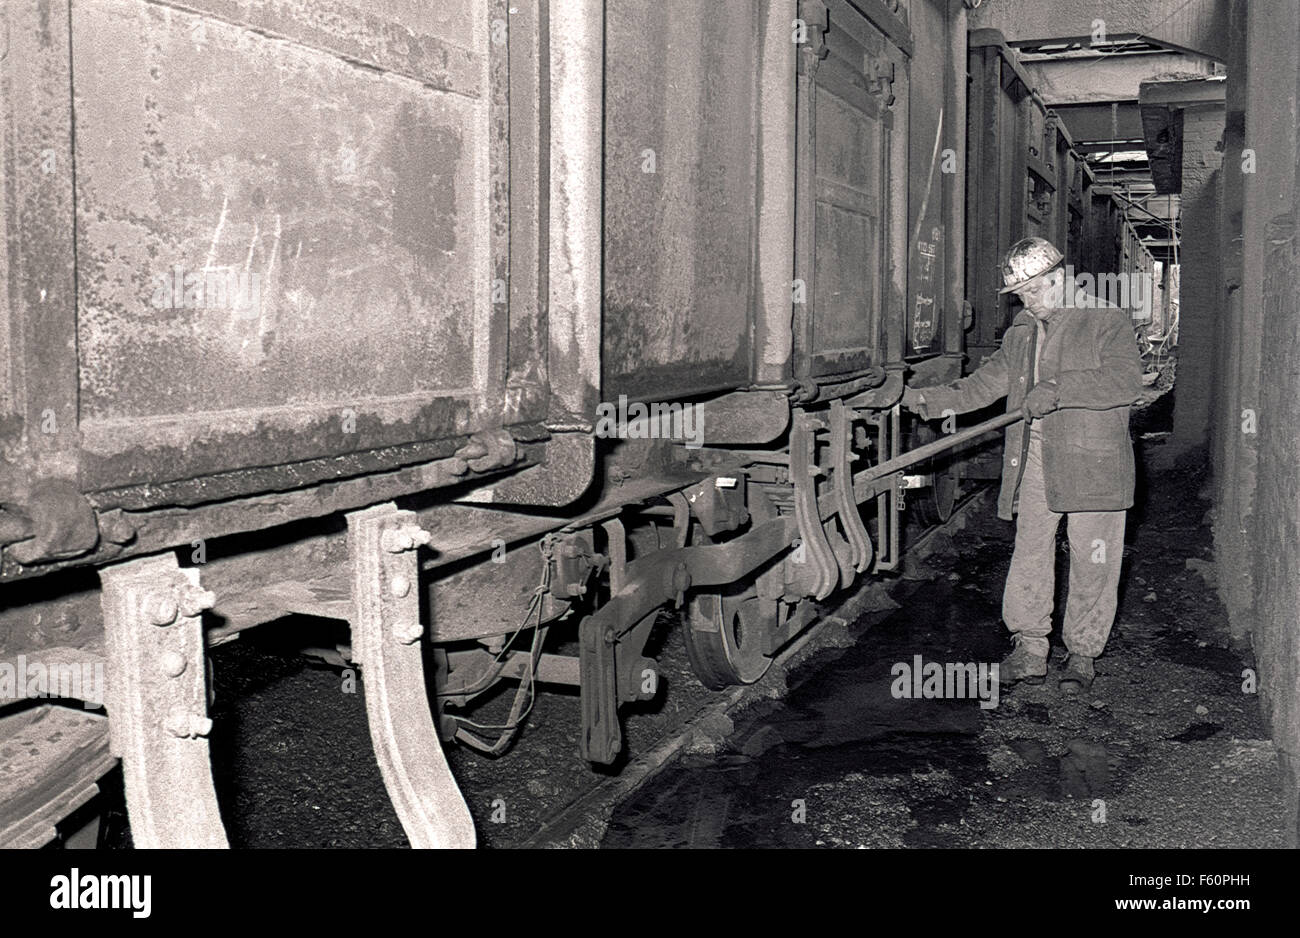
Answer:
[
  {"left": 1059, "top": 654, "right": 1095, "bottom": 696},
  {"left": 999, "top": 638, "right": 1048, "bottom": 686}
]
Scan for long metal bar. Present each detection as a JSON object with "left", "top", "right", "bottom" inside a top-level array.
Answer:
[{"left": 855, "top": 411, "right": 1022, "bottom": 488}]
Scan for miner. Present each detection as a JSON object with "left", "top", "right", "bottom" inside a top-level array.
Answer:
[{"left": 901, "top": 237, "right": 1144, "bottom": 694}]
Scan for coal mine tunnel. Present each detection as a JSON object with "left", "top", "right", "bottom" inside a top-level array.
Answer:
[{"left": 0, "top": 0, "right": 1297, "bottom": 881}]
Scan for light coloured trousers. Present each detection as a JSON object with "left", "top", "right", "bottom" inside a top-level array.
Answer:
[{"left": 1002, "top": 431, "right": 1126, "bottom": 660}]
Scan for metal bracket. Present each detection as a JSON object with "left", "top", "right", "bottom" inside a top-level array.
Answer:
[
  {"left": 789, "top": 411, "right": 838, "bottom": 600},
  {"left": 347, "top": 503, "right": 475, "bottom": 849},
  {"left": 874, "top": 406, "right": 904, "bottom": 570},
  {"left": 796, "top": 0, "right": 830, "bottom": 74},
  {"left": 866, "top": 56, "right": 896, "bottom": 107},
  {"left": 549, "top": 530, "right": 603, "bottom": 599},
  {"left": 579, "top": 617, "right": 621, "bottom": 764},
  {"left": 4, "top": 479, "right": 100, "bottom": 565},
  {"left": 828, "top": 400, "right": 874, "bottom": 574},
  {"left": 599, "top": 519, "right": 626, "bottom": 594},
  {"left": 100, "top": 552, "right": 226, "bottom": 848},
  {"left": 682, "top": 475, "right": 749, "bottom": 537}
]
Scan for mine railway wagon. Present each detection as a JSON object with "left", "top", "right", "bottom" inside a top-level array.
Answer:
[
  {"left": 968, "top": 27, "right": 1158, "bottom": 365},
  {"left": 0, "top": 0, "right": 1140, "bottom": 849}
]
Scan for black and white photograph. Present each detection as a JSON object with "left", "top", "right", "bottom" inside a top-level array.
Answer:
[{"left": 0, "top": 0, "right": 1290, "bottom": 912}]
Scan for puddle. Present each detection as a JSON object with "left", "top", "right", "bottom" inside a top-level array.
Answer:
[{"left": 603, "top": 575, "right": 1007, "bottom": 848}]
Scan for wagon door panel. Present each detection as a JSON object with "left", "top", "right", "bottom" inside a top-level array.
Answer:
[
  {"left": 795, "top": 0, "right": 908, "bottom": 378},
  {"left": 66, "top": 0, "right": 537, "bottom": 496},
  {"left": 602, "top": 2, "right": 760, "bottom": 400}
]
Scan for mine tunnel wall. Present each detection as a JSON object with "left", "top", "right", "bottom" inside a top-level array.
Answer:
[{"left": 1201, "top": 0, "right": 1300, "bottom": 844}]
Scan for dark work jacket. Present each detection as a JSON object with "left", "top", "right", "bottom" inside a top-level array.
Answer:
[{"left": 913, "top": 301, "right": 1144, "bottom": 521}]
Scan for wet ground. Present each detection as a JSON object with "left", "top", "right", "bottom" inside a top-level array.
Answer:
[{"left": 603, "top": 435, "right": 1287, "bottom": 848}]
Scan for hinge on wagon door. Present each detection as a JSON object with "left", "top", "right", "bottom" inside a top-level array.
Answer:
[
  {"left": 866, "top": 57, "right": 896, "bottom": 107},
  {"left": 0, "top": 480, "right": 100, "bottom": 565},
  {"left": 796, "top": 0, "right": 829, "bottom": 73}
]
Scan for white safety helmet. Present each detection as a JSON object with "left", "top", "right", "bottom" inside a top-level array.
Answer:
[{"left": 998, "top": 237, "right": 1064, "bottom": 295}]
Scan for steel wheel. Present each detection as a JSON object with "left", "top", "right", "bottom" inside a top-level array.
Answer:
[
  {"left": 910, "top": 423, "right": 960, "bottom": 525},
  {"left": 684, "top": 589, "right": 775, "bottom": 689}
]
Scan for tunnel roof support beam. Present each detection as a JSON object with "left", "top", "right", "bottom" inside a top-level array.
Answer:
[{"left": 968, "top": 0, "right": 1230, "bottom": 62}]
